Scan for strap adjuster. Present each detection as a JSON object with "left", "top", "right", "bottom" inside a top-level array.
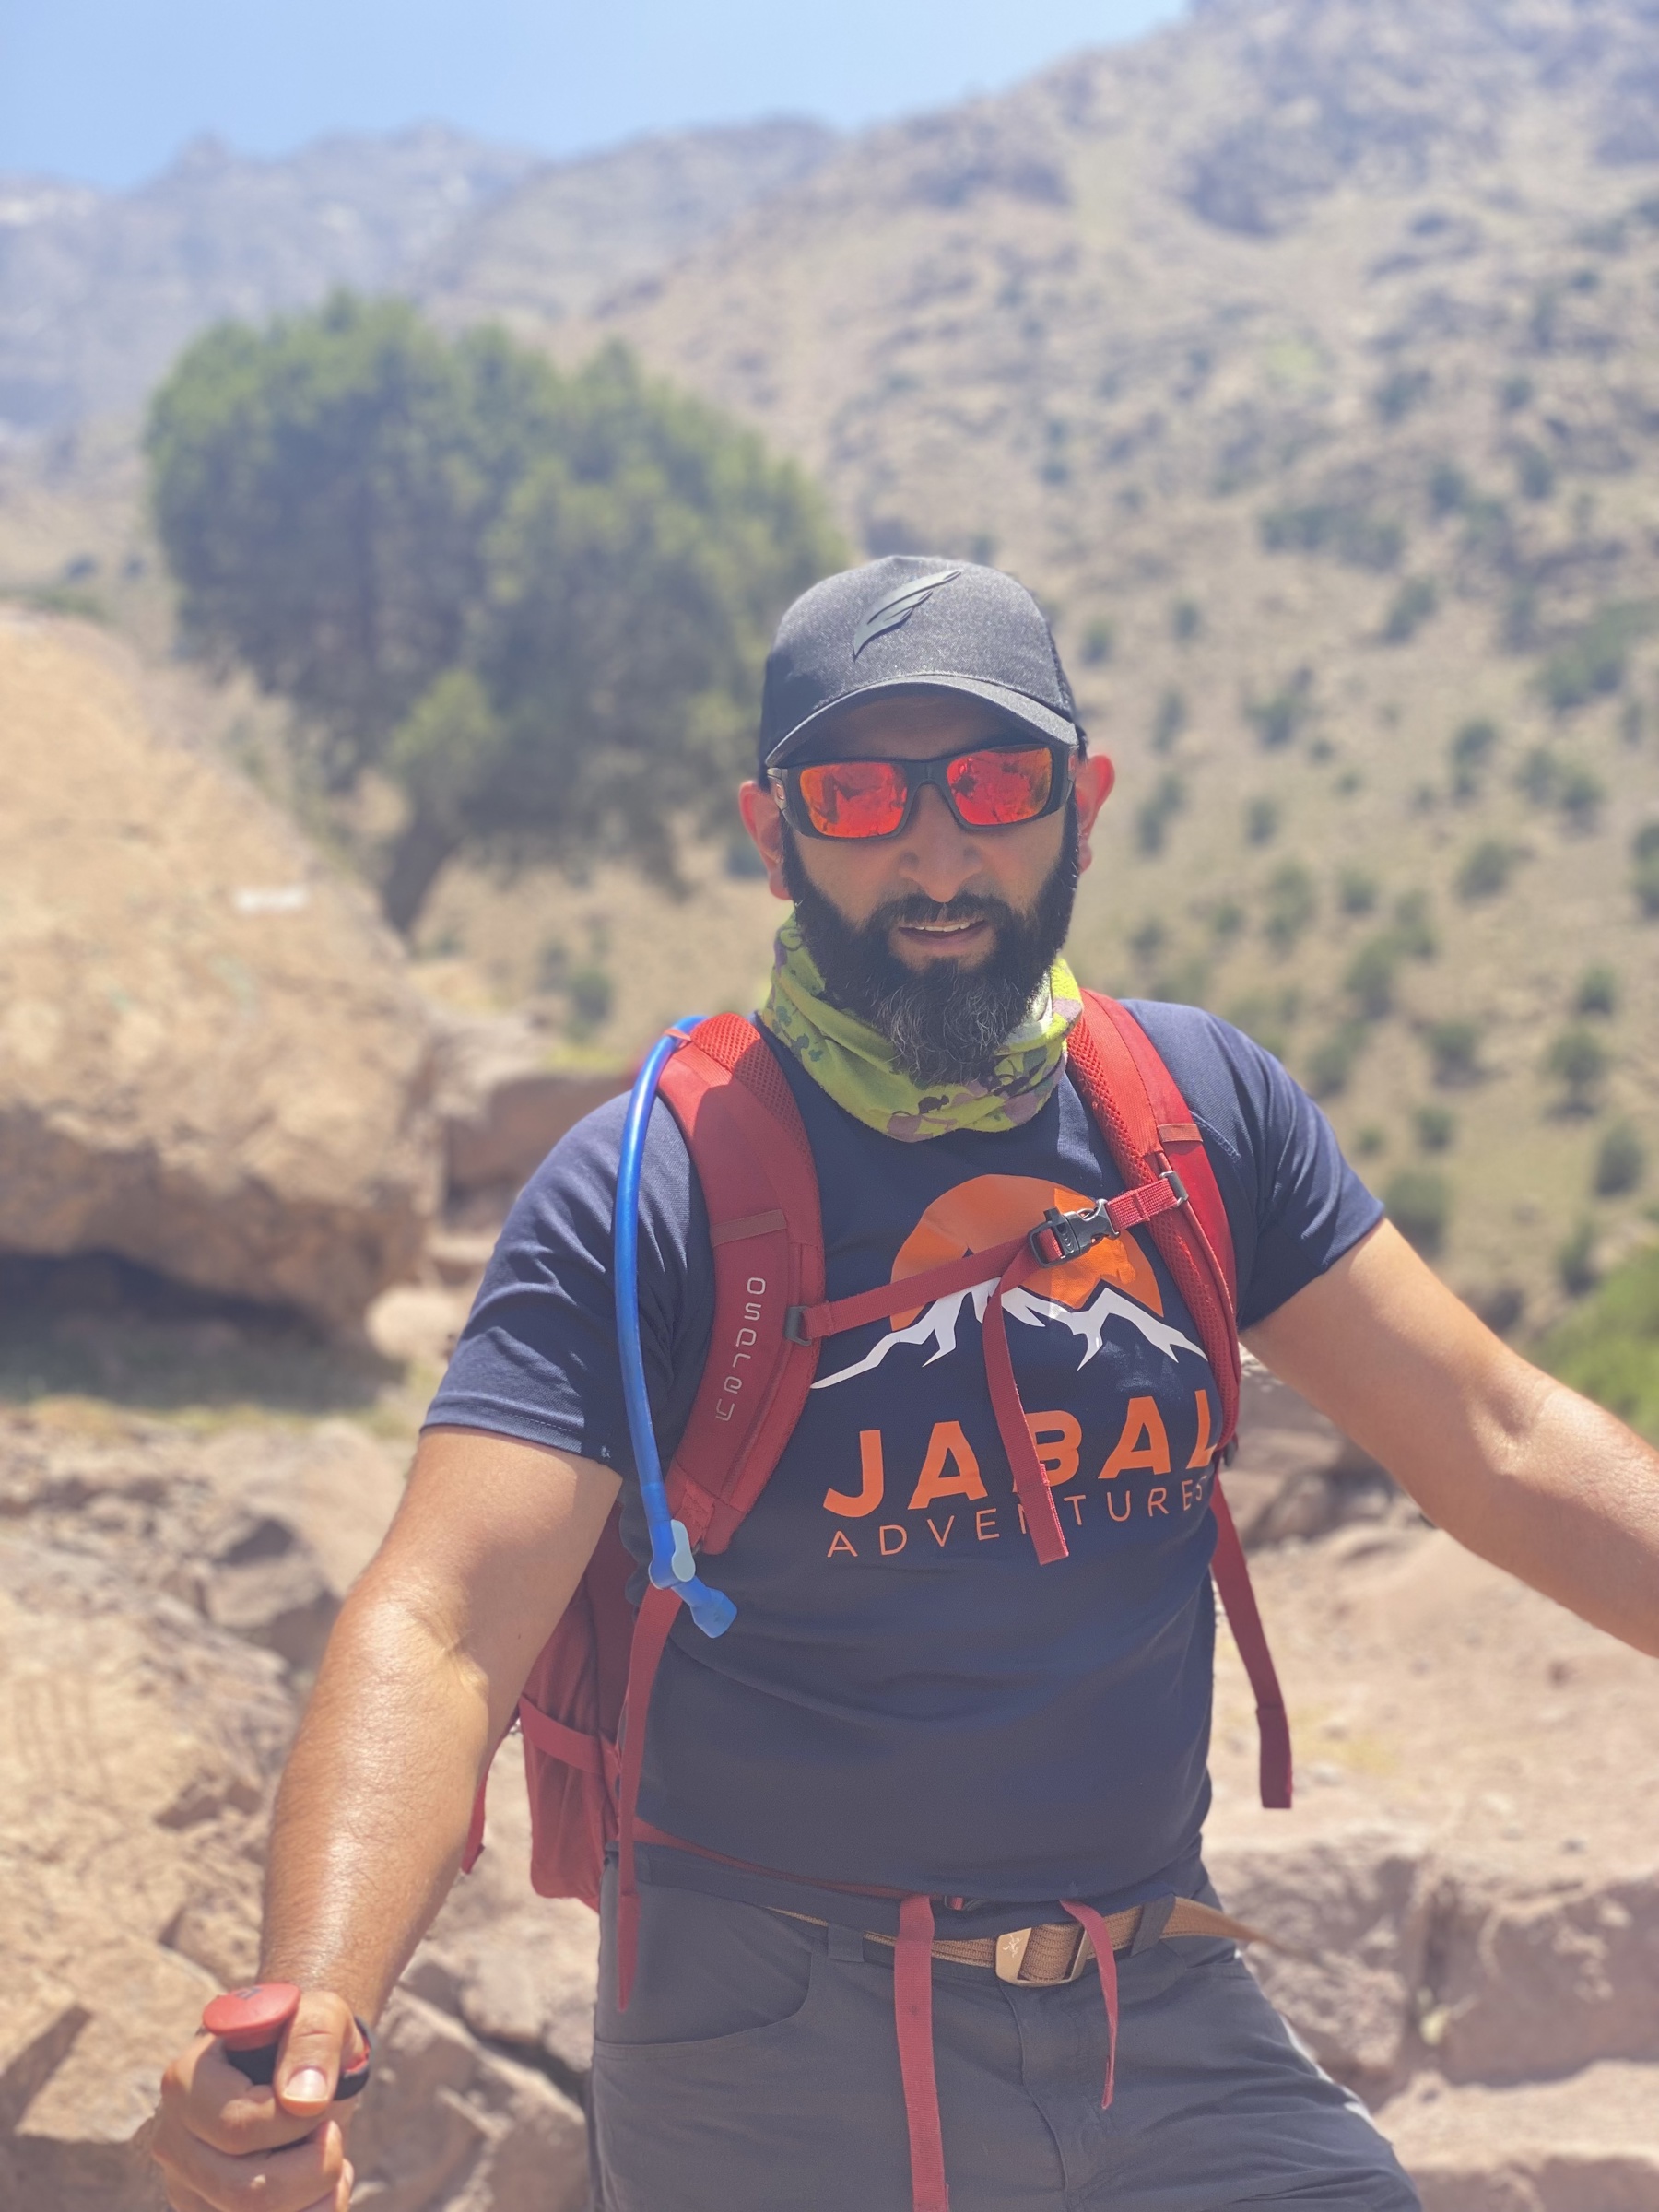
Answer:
[
  {"left": 1029, "top": 1201, "right": 1116, "bottom": 1267},
  {"left": 783, "top": 1305, "right": 811, "bottom": 1345}
]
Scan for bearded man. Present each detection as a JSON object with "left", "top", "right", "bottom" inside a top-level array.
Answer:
[{"left": 153, "top": 559, "right": 1659, "bottom": 2212}]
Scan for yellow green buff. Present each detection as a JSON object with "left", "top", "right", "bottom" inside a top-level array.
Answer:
[{"left": 759, "top": 913, "right": 1082, "bottom": 1143}]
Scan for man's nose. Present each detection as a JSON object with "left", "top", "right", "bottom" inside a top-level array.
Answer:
[{"left": 896, "top": 782, "right": 985, "bottom": 904}]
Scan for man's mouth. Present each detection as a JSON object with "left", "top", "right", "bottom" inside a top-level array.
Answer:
[{"left": 892, "top": 914, "right": 995, "bottom": 955}]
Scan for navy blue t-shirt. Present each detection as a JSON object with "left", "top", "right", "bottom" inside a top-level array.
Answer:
[{"left": 428, "top": 1003, "right": 1380, "bottom": 1912}]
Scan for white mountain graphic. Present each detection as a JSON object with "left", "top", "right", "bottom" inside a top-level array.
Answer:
[{"left": 810, "top": 1276, "right": 1204, "bottom": 1391}]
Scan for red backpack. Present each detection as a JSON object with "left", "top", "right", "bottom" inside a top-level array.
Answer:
[{"left": 463, "top": 991, "right": 1291, "bottom": 2000}]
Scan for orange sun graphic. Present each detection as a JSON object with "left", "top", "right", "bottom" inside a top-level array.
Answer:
[{"left": 889, "top": 1173, "right": 1163, "bottom": 1326}]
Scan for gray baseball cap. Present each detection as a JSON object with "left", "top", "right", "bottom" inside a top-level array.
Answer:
[{"left": 759, "top": 556, "right": 1083, "bottom": 771}]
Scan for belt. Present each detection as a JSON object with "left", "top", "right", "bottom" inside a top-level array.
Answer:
[{"left": 777, "top": 1894, "right": 1264, "bottom": 1984}]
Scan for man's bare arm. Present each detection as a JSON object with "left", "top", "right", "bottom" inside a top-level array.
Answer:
[
  {"left": 151, "top": 1425, "right": 619, "bottom": 2212},
  {"left": 1243, "top": 1219, "right": 1659, "bottom": 1657},
  {"left": 260, "top": 1425, "right": 620, "bottom": 2017}
]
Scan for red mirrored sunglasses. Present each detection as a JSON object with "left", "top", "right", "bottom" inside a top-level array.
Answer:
[{"left": 772, "top": 738, "right": 1074, "bottom": 841}]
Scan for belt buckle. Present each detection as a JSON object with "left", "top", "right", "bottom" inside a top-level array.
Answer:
[{"left": 994, "top": 1925, "right": 1093, "bottom": 1984}]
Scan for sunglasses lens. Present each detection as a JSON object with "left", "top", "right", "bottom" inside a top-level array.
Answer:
[
  {"left": 946, "top": 746, "right": 1056, "bottom": 828},
  {"left": 795, "top": 759, "right": 910, "bottom": 838}
]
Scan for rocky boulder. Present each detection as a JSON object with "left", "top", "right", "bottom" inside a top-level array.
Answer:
[
  {"left": 0, "top": 1406, "right": 591, "bottom": 2212},
  {"left": 0, "top": 614, "right": 441, "bottom": 1328}
]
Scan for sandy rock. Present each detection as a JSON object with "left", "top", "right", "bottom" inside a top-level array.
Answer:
[
  {"left": 432, "top": 1010, "right": 625, "bottom": 1200},
  {"left": 1377, "top": 2061, "right": 1659, "bottom": 2211},
  {"left": 413, "top": 1754, "right": 600, "bottom": 2088},
  {"left": 1207, "top": 1824, "right": 1431, "bottom": 2096},
  {"left": 0, "top": 1410, "right": 594, "bottom": 2211},
  {"left": 1430, "top": 1866, "right": 1659, "bottom": 2086},
  {"left": 0, "top": 614, "right": 441, "bottom": 1327}
]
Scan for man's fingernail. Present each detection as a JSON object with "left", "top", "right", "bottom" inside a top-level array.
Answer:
[{"left": 286, "top": 2068, "right": 329, "bottom": 2101}]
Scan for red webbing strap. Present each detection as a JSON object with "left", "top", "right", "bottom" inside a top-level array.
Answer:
[
  {"left": 1061, "top": 1901, "right": 1121, "bottom": 2109},
  {"left": 793, "top": 1233, "right": 1026, "bottom": 1344},
  {"left": 980, "top": 1241, "right": 1070, "bottom": 1564},
  {"left": 894, "top": 1896, "right": 949, "bottom": 2212},
  {"left": 615, "top": 1581, "right": 681, "bottom": 2010},
  {"left": 1209, "top": 1483, "right": 1292, "bottom": 1808},
  {"left": 1068, "top": 994, "right": 1291, "bottom": 1809},
  {"left": 516, "top": 1697, "right": 618, "bottom": 1782}
]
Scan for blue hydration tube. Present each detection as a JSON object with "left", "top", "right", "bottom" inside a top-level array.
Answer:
[{"left": 614, "top": 1018, "right": 738, "bottom": 1639}]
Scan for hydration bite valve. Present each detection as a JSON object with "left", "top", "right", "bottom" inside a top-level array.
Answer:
[{"left": 200, "top": 1984, "right": 372, "bottom": 2099}]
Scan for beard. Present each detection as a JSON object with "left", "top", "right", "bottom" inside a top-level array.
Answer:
[{"left": 781, "top": 800, "right": 1081, "bottom": 1088}]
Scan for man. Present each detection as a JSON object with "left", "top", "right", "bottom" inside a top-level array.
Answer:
[{"left": 154, "top": 559, "right": 1659, "bottom": 2212}]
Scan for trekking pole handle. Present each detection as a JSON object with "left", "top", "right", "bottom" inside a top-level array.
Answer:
[{"left": 200, "top": 1983, "right": 372, "bottom": 2099}]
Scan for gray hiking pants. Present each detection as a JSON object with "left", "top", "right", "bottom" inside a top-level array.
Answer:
[{"left": 590, "top": 1865, "right": 1419, "bottom": 2212}]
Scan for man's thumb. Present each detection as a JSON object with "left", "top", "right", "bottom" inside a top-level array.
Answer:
[{"left": 276, "top": 1988, "right": 358, "bottom": 2112}]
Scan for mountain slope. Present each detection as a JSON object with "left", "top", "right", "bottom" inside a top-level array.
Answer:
[{"left": 535, "top": 0, "right": 1659, "bottom": 1331}]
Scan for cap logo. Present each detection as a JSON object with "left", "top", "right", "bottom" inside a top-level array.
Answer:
[{"left": 851, "top": 567, "right": 961, "bottom": 658}]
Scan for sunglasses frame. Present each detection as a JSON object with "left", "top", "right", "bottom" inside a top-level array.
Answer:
[{"left": 771, "top": 735, "right": 1076, "bottom": 842}]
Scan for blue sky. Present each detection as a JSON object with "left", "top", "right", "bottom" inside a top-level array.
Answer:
[{"left": 0, "top": 0, "right": 1186, "bottom": 191}]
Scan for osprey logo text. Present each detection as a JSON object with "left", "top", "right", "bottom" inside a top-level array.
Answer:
[{"left": 851, "top": 567, "right": 962, "bottom": 657}]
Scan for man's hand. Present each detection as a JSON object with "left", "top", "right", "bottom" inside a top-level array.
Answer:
[{"left": 151, "top": 1987, "right": 360, "bottom": 2211}]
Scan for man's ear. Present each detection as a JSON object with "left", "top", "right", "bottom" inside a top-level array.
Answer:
[
  {"left": 1073, "top": 751, "right": 1115, "bottom": 876},
  {"left": 737, "top": 780, "right": 794, "bottom": 902}
]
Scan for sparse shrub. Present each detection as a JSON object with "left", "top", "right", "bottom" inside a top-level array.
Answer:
[
  {"left": 1171, "top": 598, "right": 1203, "bottom": 643},
  {"left": 1430, "top": 462, "right": 1471, "bottom": 517},
  {"left": 1518, "top": 746, "right": 1559, "bottom": 805},
  {"left": 1259, "top": 502, "right": 1403, "bottom": 572},
  {"left": 1129, "top": 916, "right": 1167, "bottom": 966},
  {"left": 1448, "top": 717, "right": 1499, "bottom": 798},
  {"left": 1152, "top": 688, "right": 1188, "bottom": 753},
  {"left": 1414, "top": 1103, "right": 1456, "bottom": 1152},
  {"left": 1385, "top": 1168, "right": 1452, "bottom": 1257},
  {"left": 1557, "top": 1218, "right": 1600, "bottom": 1298},
  {"left": 1209, "top": 898, "right": 1246, "bottom": 941},
  {"left": 1383, "top": 575, "right": 1439, "bottom": 643},
  {"left": 1559, "top": 763, "right": 1606, "bottom": 830},
  {"left": 724, "top": 831, "right": 768, "bottom": 879},
  {"left": 1337, "top": 865, "right": 1379, "bottom": 915},
  {"left": 1633, "top": 822, "right": 1659, "bottom": 916},
  {"left": 1514, "top": 441, "right": 1557, "bottom": 501},
  {"left": 1575, "top": 963, "right": 1619, "bottom": 1017},
  {"left": 1375, "top": 366, "right": 1432, "bottom": 423},
  {"left": 1455, "top": 838, "right": 1520, "bottom": 900},
  {"left": 1541, "top": 606, "right": 1650, "bottom": 713},
  {"left": 1393, "top": 889, "right": 1438, "bottom": 959},
  {"left": 1264, "top": 861, "right": 1317, "bottom": 953},
  {"left": 1345, "top": 936, "right": 1400, "bottom": 1020},
  {"left": 1081, "top": 618, "right": 1115, "bottom": 665},
  {"left": 1135, "top": 771, "right": 1187, "bottom": 854},
  {"left": 1545, "top": 1024, "right": 1610, "bottom": 1112},
  {"left": 1473, "top": 1282, "right": 1527, "bottom": 1336},
  {"left": 1225, "top": 994, "right": 1293, "bottom": 1061},
  {"left": 1356, "top": 1124, "right": 1387, "bottom": 1158},
  {"left": 1246, "top": 668, "right": 1315, "bottom": 748},
  {"left": 1499, "top": 372, "right": 1535, "bottom": 413},
  {"left": 1244, "top": 794, "right": 1280, "bottom": 845},
  {"left": 535, "top": 936, "right": 569, "bottom": 992},
  {"left": 566, "top": 964, "right": 615, "bottom": 1033},
  {"left": 1621, "top": 699, "right": 1646, "bottom": 747},
  {"left": 1425, "top": 1018, "right": 1482, "bottom": 1086},
  {"left": 1307, "top": 1020, "right": 1369, "bottom": 1099},
  {"left": 1594, "top": 1121, "right": 1646, "bottom": 1197}
]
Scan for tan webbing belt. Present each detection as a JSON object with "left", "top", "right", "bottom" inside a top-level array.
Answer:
[{"left": 778, "top": 1896, "right": 1265, "bottom": 1984}]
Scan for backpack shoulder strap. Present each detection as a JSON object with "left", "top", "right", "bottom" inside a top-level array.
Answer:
[
  {"left": 653, "top": 1014, "right": 824, "bottom": 1554},
  {"left": 1067, "top": 991, "right": 1291, "bottom": 1811},
  {"left": 1068, "top": 991, "right": 1241, "bottom": 1445}
]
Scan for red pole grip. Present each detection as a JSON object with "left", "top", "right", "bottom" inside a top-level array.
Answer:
[{"left": 201, "top": 1983, "right": 372, "bottom": 2099}]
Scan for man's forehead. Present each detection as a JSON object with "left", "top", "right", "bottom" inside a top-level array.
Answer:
[{"left": 794, "top": 688, "right": 1025, "bottom": 761}]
